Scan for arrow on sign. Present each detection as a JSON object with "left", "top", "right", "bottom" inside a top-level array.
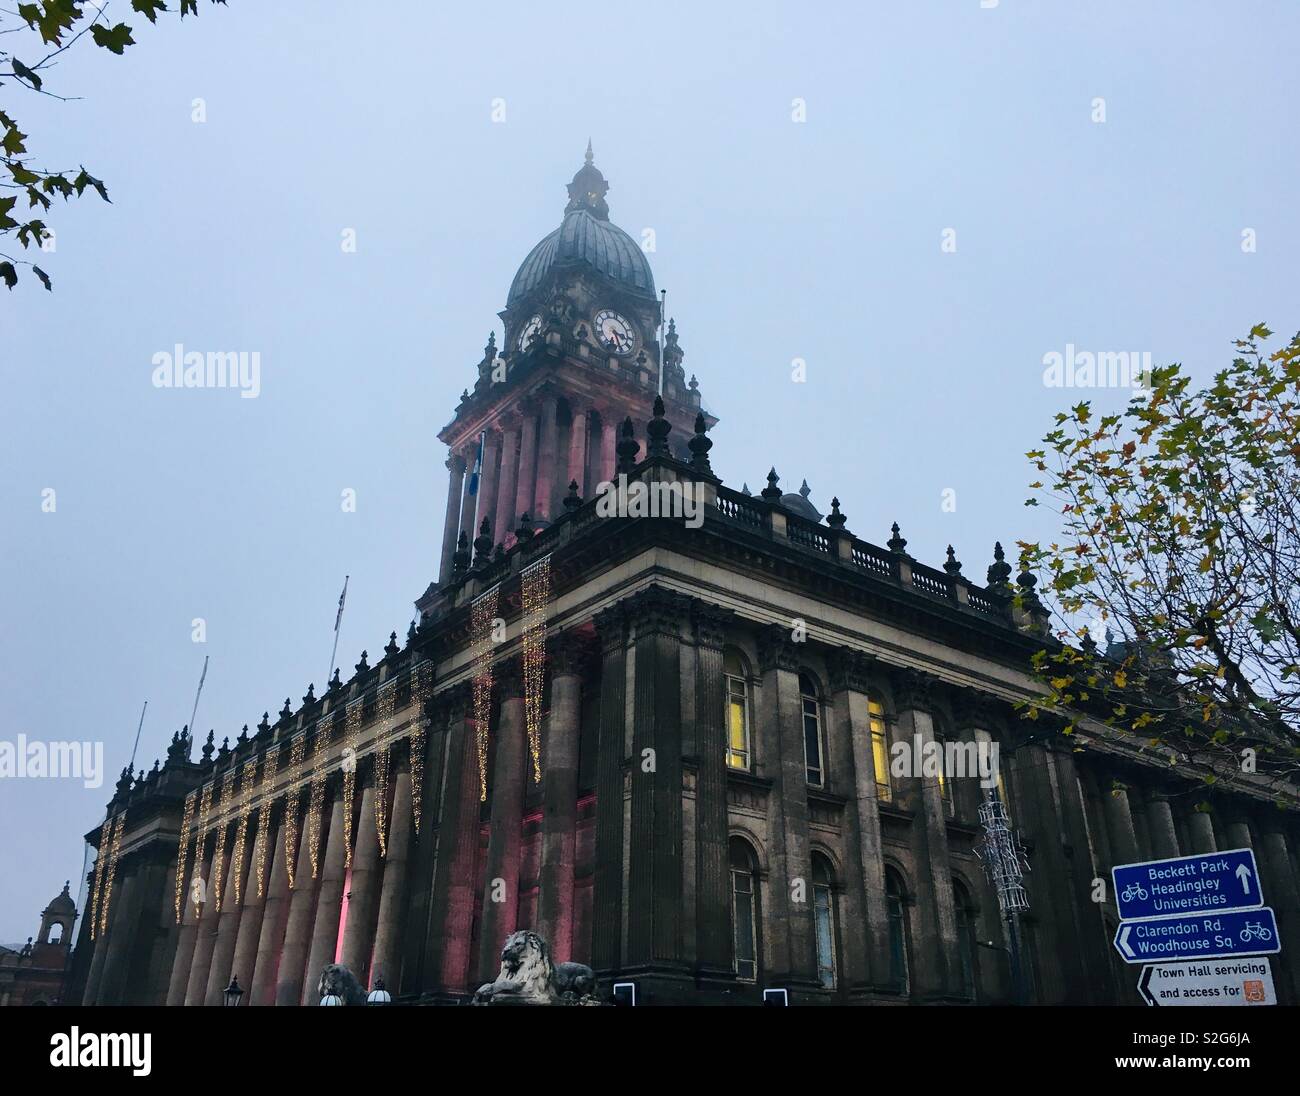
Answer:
[
  {"left": 1236, "top": 863, "right": 1253, "bottom": 894},
  {"left": 1118, "top": 924, "right": 1135, "bottom": 959}
]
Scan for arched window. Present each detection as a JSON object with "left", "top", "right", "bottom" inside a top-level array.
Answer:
[
  {"left": 952, "top": 879, "right": 978, "bottom": 1000},
  {"left": 799, "top": 672, "right": 824, "bottom": 786},
  {"left": 729, "top": 838, "right": 760, "bottom": 981},
  {"left": 884, "top": 868, "right": 911, "bottom": 994},
  {"left": 868, "top": 696, "right": 892, "bottom": 802},
  {"left": 47, "top": 923, "right": 63, "bottom": 944},
  {"left": 811, "top": 854, "right": 838, "bottom": 989},
  {"left": 934, "top": 739, "right": 953, "bottom": 817},
  {"left": 724, "top": 649, "right": 751, "bottom": 771}
]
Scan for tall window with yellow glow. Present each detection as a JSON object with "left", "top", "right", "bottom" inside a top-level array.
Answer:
[
  {"left": 724, "top": 649, "right": 751, "bottom": 771},
  {"left": 868, "top": 697, "right": 891, "bottom": 802}
]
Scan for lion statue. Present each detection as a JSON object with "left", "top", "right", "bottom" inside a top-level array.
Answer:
[
  {"left": 472, "top": 929, "right": 600, "bottom": 1005},
  {"left": 316, "top": 963, "right": 367, "bottom": 1006}
]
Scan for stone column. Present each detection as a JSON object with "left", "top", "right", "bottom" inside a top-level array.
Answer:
[
  {"left": 185, "top": 825, "right": 231, "bottom": 1005},
  {"left": 756, "top": 623, "right": 818, "bottom": 990},
  {"left": 1223, "top": 818, "right": 1253, "bottom": 851},
  {"left": 249, "top": 808, "right": 290, "bottom": 1005},
  {"left": 457, "top": 446, "right": 477, "bottom": 556},
  {"left": 534, "top": 394, "right": 559, "bottom": 520},
  {"left": 891, "top": 669, "right": 960, "bottom": 1001},
  {"left": 514, "top": 405, "right": 539, "bottom": 522},
  {"left": 204, "top": 824, "right": 253, "bottom": 1004},
  {"left": 1146, "top": 794, "right": 1181, "bottom": 859},
  {"left": 340, "top": 778, "right": 383, "bottom": 982},
  {"left": 1102, "top": 784, "right": 1140, "bottom": 866},
  {"left": 493, "top": 420, "right": 521, "bottom": 547},
  {"left": 692, "top": 603, "right": 735, "bottom": 984},
  {"left": 424, "top": 687, "right": 480, "bottom": 993},
  {"left": 566, "top": 405, "right": 590, "bottom": 497},
  {"left": 274, "top": 803, "right": 321, "bottom": 1005},
  {"left": 477, "top": 431, "right": 502, "bottom": 546},
  {"left": 827, "top": 647, "right": 890, "bottom": 993},
  {"left": 591, "top": 605, "right": 628, "bottom": 974},
  {"left": 165, "top": 843, "right": 211, "bottom": 1006},
  {"left": 81, "top": 868, "right": 116, "bottom": 1005},
  {"left": 625, "top": 588, "right": 688, "bottom": 982},
  {"left": 537, "top": 635, "right": 586, "bottom": 963},
  {"left": 228, "top": 808, "right": 275, "bottom": 1005},
  {"left": 1258, "top": 830, "right": 1300, "bottom": 999},
  {"left": 399, "top": 708, "right": 447, "bottom": 996},
  {"left": 599, "top": 415, "right": 618, "bottom": 485},
  {"left": 478, "top": 661, "right": 527, "bottom": 984},
  {"left": 370, "top": 762, "right": 414, "bottom": 990},
  {"left": 302, "top": 786, "right": 349, "bottom": 1004},
  {"left": 95, "top": 860, "right": 141, "bottom": 1005},
  {"left": 1184, "top": 808, "right": 1218, "bottom": 854},
  {"left": 439, "top": 454, "right": 466, "bottom": 584}
]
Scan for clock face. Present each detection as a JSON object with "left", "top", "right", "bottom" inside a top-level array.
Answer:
[
  {"left": 593, "top": 310, "right": 635, "bottom": 355},
  {"left": 517, "top": 315, "right": 543, "bottom": 351}
]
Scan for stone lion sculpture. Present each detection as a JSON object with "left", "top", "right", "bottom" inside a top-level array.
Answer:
[
  {"left": 472, "top": 929, "right": 600, "bottom": 1005},
  {"left": 317, "top": 963, "right": 368, "bottom": 1006}
]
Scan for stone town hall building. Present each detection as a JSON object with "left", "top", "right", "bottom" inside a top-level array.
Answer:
[{"left": 68, "top": 151, "right": 1300, "bottom": 1007}]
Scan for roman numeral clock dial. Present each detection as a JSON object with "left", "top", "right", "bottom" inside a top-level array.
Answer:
[{"left": 593, "top": 309, "right": 635, "bottom": 355}]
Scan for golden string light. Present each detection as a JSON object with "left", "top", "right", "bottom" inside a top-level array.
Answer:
[
  {"left": 283, "top": 734, "right": 307, "bottom": 889},
  {"left": 173, "top": 791, "right": 197, "bottom": 923},
  {"left": 231, "top": 759, "right": 257, "bottom": 905},
  {"left": 343, "top": 701, "right": 363, "bottom": 868},
  {"left": 308, "top": 715, "right": 333, "bottom": 879},
  {"left": 471, "top": 585, "right": 501, "bottom": 802},
  {"left": 410, "top": 660, "right": 433, "bottom": 834},
  {"left": 374, "top": 683, "right": 397, "bottom": 857},
  {"left": 254, "top": 745, "right": 279, "bottom": 898},
  {"left": 97, "top": 813, "right": 125, "bottom": 937},
  {"left": 88, "top": 816, "right": 111, "bottom": 941},
  {"left": 521, "top": 555, "right": 551, "bottom": 783},
  {"left": 211, "top": 770, "right": 236, "bottom": 912},
  {"left": 193, "top": 781, "right": 214, "bottom": 913}
]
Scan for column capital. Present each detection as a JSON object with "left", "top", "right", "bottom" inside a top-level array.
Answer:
[
  {"left": 825, "top": 646, "right": 877, "bottom": 694},
  {"left": 690, "top": 601, "right": 735, "bottom": 650},
  {"left": 549, "top": 629, "right": 596, "bottom": 678},
  {"left": 431, "top": 680, "right": 473, "bottom": 721},
  {"left": 952, "top": 691, "right": 1006, "bottom": 732},
  {"left": 891, "top": 666, "right": 941, "bottom": 714},
  {"left": 756, "top": 621, "right": 800, "bottom": 674},
  {"left": 623, "top": 585, "right": 691, "bottom": 639},
  {"left": 495, "top": 654, "right": 525, "bottom": 700},
  {"left": 592, "top": 604, "right": 627, "bottom": 654},
  {"left": 446, "top": 453, "right": 467, "bottom": 474}
]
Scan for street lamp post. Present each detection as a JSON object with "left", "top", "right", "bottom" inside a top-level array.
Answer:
[{"left": 223, "top": 976, "right": 244, "bottom": 1007}]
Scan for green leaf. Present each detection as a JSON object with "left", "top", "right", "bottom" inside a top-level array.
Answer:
[
  {"left": 0, "top": 262, "right": 16, "bottom": 290},
  {"left": 11, "top": 59, "right": 43, "bottom": 91},
  {"left": 132, "top": 0, "right": 170, "bottom": 22},
  {"left": 90, "top": 23, "right": 137, "bottom": 55},
  {"left": 0, "top": 195, "right": 18, "bottom": 231},
  {"left": 2, "top": 125, "right": 28, "bottom": 157},
  {"left": 32, "top": 265, "right": 51, "bottom": 291}
]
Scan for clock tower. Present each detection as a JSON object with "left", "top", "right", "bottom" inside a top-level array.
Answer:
[{"left": 434, "top": 145, "right": 715, "bottom": 584}]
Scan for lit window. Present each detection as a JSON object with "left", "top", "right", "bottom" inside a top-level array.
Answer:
[
  {"left": 812, "top": 855, "right": 837, "bottom": 989},
  {"left": 936, "top": 745, "right": 953, "bottom": 818},
  {"left": 730, "top": 838, "right": 759, "bottom": 981},
  {"left": 869, "top": 697, "right": 892, "bottom": 803},
  {"left": 799, "top": 672, "right": 823, "bottom": 786},
  {"left": 725, "top": 649, "right": 751, "bottom": 771}
]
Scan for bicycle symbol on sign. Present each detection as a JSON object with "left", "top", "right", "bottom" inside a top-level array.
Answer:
[
  {"left": 1122, "top": 882, "right": 1149, "bottom": 903},
  {"left": 1239, "top": 921, "right": 1273, "bottom": 944}
]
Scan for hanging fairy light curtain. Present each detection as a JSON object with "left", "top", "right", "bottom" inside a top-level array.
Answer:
[
  {"left": 410, "top": 660, "right": 433, "bottom": 834},
  {"left": 173, "top": 791, "right": 197, "bottom": 923},
  {"left": 192, "top": 781, "right": 214, "bottom": 911},
  {"left": 308, "top": 715, "right": 334, "bottom": 879},
  {"left": 283, "top": 734, "right": 307, "bottom": 889},
  {"left": 253, "top": 745, "right": 279, "bottom": 898},
  {"left": 343, "top": 699, "right": 364, "bottom": 868},
  {"left": 88, "top": 816, "right": 112, "bottom": 941},
  {"left": 521, "top": 555, "right": 552, "bottom": 783},
  {"left": 231, "top": 759, "right": 257, "bottom": 905},
  {"left": 374, "top": 682, "right": 397, "bottom": 857},
  {"left": 471, "top": 584, "right": 501, "bottom": 802},
  {"left": 210, "top": 770, "right": 236, "bottom": 911},
  {"left": 96, "top": 813, "right": 125, "bottom": 937}
]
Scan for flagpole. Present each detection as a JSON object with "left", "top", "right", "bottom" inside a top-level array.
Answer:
[
  {"left": 127, "top": 700, "right": 148, "bottom": 771},
  {"left": 658, "top": 289, "right": 667, "bottom": 396},
  {"left": 187, "top": 656, "right": 209, "bottom": 741},
  {"left": 328, "top": 575, "right": 349, "bottom": 684}
]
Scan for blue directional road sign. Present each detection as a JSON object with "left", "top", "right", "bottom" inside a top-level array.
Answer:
[
  {"left": 1113, "top": 848, "right": 1262, "bottom": 921},
  {"left": 1113, "top": 906, "right": 1280, "bottom": 965}
]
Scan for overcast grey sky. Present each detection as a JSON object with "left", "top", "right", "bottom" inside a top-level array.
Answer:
[{"left": 2, "top": 0, "right": 1297, "bottom": 943}]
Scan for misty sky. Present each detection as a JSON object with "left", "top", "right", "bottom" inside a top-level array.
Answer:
[{"left": 2, "top": 0, "right": 1297, "bottom": 943}]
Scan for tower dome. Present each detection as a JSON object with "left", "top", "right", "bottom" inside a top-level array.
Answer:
[{"left": 506, "top": 143, "right": 656, "bottom": 308}]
